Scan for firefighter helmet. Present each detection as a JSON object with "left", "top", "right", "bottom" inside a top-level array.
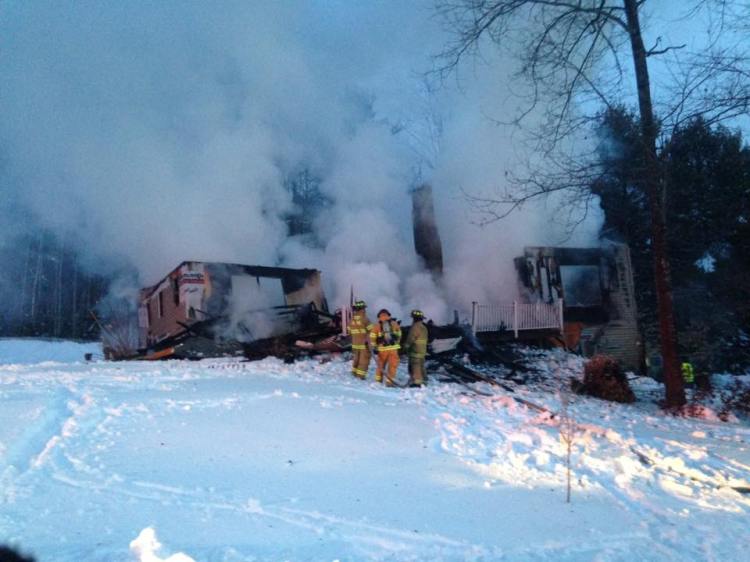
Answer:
[
  {"left": 411, "top": 309, "right": 424, "bottom": 319},
  {"left": 377, "top": 308, "right": 391, "bottom": 318},
  {"left": 353, "top": 300, "right": 367, "bottom": 310}
]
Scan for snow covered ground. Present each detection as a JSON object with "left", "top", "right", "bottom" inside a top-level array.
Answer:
[
  {"left": 0, "top": 338, "right": 102, "bottom": 365},
  {"left": 1, "top": 340, "right": 749, "bottom": 561}
]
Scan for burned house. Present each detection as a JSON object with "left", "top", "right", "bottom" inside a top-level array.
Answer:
[
  {"left": 515, "top": 242, "right": 642, "bottom": 370},
  {"left": 138, "top": 261, "right": 329, "bottom": 358}
]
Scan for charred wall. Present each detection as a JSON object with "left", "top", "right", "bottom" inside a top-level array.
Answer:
[
  {"left": 516, "top": 243, "right": 642, "bottom": 371},
  {"left": 139, "top": 262, "right": 327, "bottom": 348}
]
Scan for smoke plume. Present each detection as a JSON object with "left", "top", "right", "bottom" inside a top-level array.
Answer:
[{"left": 0, "top": 1, "right": 602, "bottom": 326}]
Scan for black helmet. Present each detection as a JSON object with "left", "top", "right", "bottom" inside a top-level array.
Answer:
[
  {"left": 353, "top": 300, "right": 367, "bottom": 310},
  {"left": 377, "top": 308, "right": 391, "bottom": 318},
  {"left": 411, "top": 309, "right": 424, "bottom": 319}
]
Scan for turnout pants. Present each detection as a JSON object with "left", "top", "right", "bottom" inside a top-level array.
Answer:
[
  {"left": 408, "top": 356, "right": 425, "bottom": 385},
  {"left": 351, "top": 348, "right": 371, "bottom": 379},
  {"left": 375, "top": 350, "right": 399, "bottom": 385}
]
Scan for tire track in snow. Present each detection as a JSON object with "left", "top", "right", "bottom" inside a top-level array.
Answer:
[
  {"left": 1, "top": 387, "right": 79, "bottom": 475},
  {"left": 31, "top": 392, "right": 97, "bottom": 470},
  {"left": 1, "top": 385, "right": 110, "bottom": 509}
]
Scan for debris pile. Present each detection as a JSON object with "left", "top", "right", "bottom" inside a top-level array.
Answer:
[{"left": 572, "top": 354, "right": 635, "bottom": 403}]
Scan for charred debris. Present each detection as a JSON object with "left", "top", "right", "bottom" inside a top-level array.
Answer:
[
  {"left": 105, "top": 185, "right": 642, "bottom": 383},
  {"left": 118, "top": 257, "right": 475, "bottom": 365},
  {"left": 112, "top": 261, "right": 338, "bottom": 361}
]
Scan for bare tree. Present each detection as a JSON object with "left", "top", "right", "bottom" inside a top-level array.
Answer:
[
  {"left": 29, "top": 231, "right": 44, "bottom": 322},
  {"left": 435, "top": 0, "right": 750, "bottom": 408},
  {"left": 388, "top": 78, "right": 446, "bottom": 182}
]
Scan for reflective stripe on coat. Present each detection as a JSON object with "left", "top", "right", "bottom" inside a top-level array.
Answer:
[
  {"left": 348, "top": 311, "right": 372, "bottom": 350},
  {"left": 404, "top": 321, "right": 428, "bottom": 358}
]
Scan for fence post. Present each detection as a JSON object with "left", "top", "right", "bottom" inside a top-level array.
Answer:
[
  {"left": 558, "top": 298, "right": 564, "bottom": 333},
  {"left": 471, "top": 301, "right": 477, "bottom": 334},
  {"left": 513, "top": 301, "right": 519, "bottom": 339}
]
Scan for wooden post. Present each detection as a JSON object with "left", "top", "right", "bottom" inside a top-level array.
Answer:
[
  {"left": 558, "top": 298, "right": 565, "bottom": 333},
  {"left": 513, "top": 301, "right": 519, "bottom": 339},
  {"left": 471, "top": 301, "right": 477, "bottom": 334}
]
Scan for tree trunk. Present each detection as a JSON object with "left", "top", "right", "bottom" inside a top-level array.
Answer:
[
  {"left": 623, "top": 0, "right": 686, "bottom": 407},
  {"left": 55, "top": 238, "right": 65, "bottom": 337},
  {"left": 30, "top": 232, "right": 44, "bottom": 325},
  {"left": 72, "top": 257, "right": 79, "bottom": 338},
  {"left": 19, "top": 238, "right": 33, "bottom": 324}
]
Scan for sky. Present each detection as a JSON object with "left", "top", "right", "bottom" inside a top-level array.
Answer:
[{"left": 2, "top": 0, "right": 737, "bottom": 321}]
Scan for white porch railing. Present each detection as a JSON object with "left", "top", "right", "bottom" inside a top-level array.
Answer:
[{"left": 471, "top": 300, "right": 564, "bottom": 337}]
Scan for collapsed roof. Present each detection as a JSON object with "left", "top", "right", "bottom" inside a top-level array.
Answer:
[{"left": 137, "top": 261, "right": 329, "bottom": 358}]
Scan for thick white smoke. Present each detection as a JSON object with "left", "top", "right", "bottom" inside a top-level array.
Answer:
[{"left": 0, "top": 1, "right": 603, "bottom": 325}]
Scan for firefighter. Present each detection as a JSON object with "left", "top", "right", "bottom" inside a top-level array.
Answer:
[
  {"left": 403, "top": 309, "right": 428, "bottom": 387},
  {"left": 348, "top": 300, "right": 373, "bottom": 380},
  {"left": 370, "top": 308, "right": 402, "bottom": 386},
  {"left": 681, "top": 361, "right": 695, "bottom": 387}
]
